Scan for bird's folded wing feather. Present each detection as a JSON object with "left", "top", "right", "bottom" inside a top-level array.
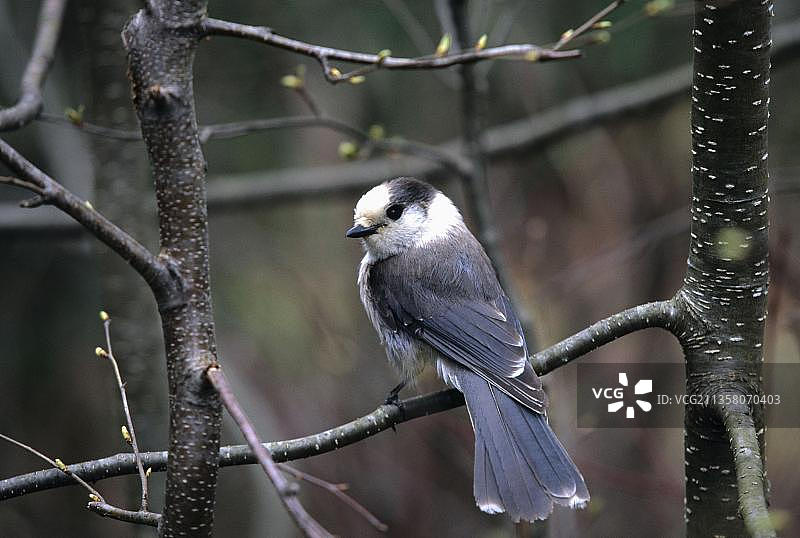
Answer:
[{"left": 369, "top": 257, "right": 546, "bottom": 414}]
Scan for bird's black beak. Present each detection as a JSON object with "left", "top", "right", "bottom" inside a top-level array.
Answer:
[{"left": 346, "top": 223, "right": 379, "bottom": 238}]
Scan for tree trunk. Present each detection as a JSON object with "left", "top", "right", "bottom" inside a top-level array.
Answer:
[
  {"left": 682, "top": 1, "right": 771, "bottom": 535},
  {"left": 122, "top": 2, "right": 221, "bottom": 535}
]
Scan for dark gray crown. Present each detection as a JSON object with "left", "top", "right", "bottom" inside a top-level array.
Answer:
[{"left": 386, "top": 177, "right": 438, "bottom": 206}]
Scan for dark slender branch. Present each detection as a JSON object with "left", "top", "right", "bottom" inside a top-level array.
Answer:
[
  {"left": 98, "top": 313, "right": 149, "bottom": 511},
  {"left": 0, "top": 0, "right": 67, "bottom": 131},
  {"left": 7, "top": 17, "right": 800, "bottom": 232},
  {"left": 0, "top": 299, "right": 685, "bottom": 501},
  {"left": 196, "top": 116, "right": 470, "bottom": 177},
  {"left": 201, "top": 18, "right": 580, "bottom": 84},
  {"left": 38, "top": 112, "right": 143, "bottom": 140},
  {"left": 277, "top": 464, "right": 388, "bottom": 532},
  {"left": 0, "top": 390, "right": 465, "bottom": 500},
  {"left": 552, "top": 0, "right": 622, "bottom": 51},
  {"left": 87, "top": 502, "right": 162, "bottom": 528},
  {"left": 34, "top": 113, "right": 470, "bottom": 177},
  {"left": 0, "top": 433, "right": 105, "bottom": 503},
  {"left": 206, "top": 366, "right": 332, "bottom": 538},
  {"left": 0, "top": 139, "right": 174, "bottom": 299},
  {"left": 714, "top": 403, "right": 775, "bottom": 537},
  {"left": 531, "top": 299, "right": 682, "bottom": 372}
]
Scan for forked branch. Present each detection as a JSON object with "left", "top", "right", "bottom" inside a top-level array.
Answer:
[{"left": 0, "top": 298, "right": 684, "bottom": 500}]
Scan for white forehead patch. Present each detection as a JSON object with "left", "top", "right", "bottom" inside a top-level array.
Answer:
[{"left": 355, "top": 183, "right": 390, "bottom": 219}]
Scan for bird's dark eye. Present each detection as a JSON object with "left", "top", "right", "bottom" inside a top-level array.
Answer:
[{"left": 386, "top": 203, "right": 405, "bottom": 220}]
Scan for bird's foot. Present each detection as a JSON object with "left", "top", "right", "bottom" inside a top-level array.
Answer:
[
  {"left": 384, "top": 382, "right": 407, "bottom": 432},
  {"left": 384, "top": 381, "right": 407, "bottom": 406}
]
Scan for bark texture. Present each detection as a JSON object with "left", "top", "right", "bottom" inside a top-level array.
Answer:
[
  {"left": 681, "top": 1, "right": 772, "bottom": 536},
  {"left": 122, "top": 2, "right": 221, "bottom": 535}
]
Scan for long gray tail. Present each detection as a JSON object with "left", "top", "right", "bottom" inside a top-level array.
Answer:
[{"left": 457, "top": 370, "right": 589, "bottom": 522}]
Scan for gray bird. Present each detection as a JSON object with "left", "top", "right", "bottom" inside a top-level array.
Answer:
[{"left": 347, "top": 177, "right": 589, "bottom": 522}]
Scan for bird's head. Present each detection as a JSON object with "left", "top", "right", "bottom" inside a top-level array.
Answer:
[{"left": 346, "top": 177, "right": 463, "bottom": 260}]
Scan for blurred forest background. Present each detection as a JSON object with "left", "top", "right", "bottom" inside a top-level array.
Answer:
[{"left": 1, "top": 0, "right": 799, "bottom": 536}]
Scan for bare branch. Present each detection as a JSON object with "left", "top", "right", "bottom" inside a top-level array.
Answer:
[
  {"left": 0, "top": 0, "right": 67, "bottom": 131},
  {"left": 277, "top": 464, "right": 388, "bottom": 532},
  {"left": 7, "top": 17, "right": 800, "bottom": 233},
  {"left": 0, "top": 433, "right": 105, "bottom": 503},
  {"left": 531, "top": 299, "right": 681, "bottom": 373},
  {"left": 0, "top": 390, "right": 465, "bottom": 500},
  {"left": 0, "top": 298, "right": 684, "bottom": 501},
  {"left": 38, "top": 112, "right": 143, "bottom": 140},
  {"left": 97, "top": 312, "right": 149, "bottom": 511},
  {"left": 34, "top": 112, "right": 469, "bottom": 177},
  {"left": 206, "top": 366, "right": 332, "bottom": 538},
  {"left": 201, "top": 18, "right": 581, "bottom": 84},
  {"left": 86, "top": 502, "right": 162, "bottom": 528},
  {"left": 715, "top": 403, "right": 776, "bottom": 538},
  {"left": 0, "top": 139, "right": 174, "bottom": 300},
  {"left": 552, "top": 0, "right": 622, "bottom": 51}
]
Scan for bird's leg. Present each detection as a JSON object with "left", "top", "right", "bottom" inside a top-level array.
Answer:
[
  {"left": 385, "top": 381, "right": 407, "bottom": 406},
  {"left": 384, "top": 381, "right": 407, "bottom": 433}
]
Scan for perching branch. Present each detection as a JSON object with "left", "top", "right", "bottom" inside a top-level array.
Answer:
[
  {"left": 200, "top": 18, "right": 581, "bottom": 84},
  {"left": 531, "top": 300, "right": 682, "bottom": 373},
  {"left": 0, "top": 140, "right": 174, "bottom": 299},
  {"left": 0, "top": 299, "right": 685, "bottom": 501},
  {"left": 206, "top": 366, "right": 332, "bottom": 538},
  {"left": 0, "top": 0, "right": 67, "bottom": 131},
  {"left": 716, "top": 403, "right": 775, "bottom": 538}
]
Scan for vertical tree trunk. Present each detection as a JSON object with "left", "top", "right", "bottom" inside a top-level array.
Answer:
[
  {"left": 682, "top": 1, "right": 771, "bottom": 535},
  {"left": 122, "top": 2, "right": 221, "bottom": 535}
]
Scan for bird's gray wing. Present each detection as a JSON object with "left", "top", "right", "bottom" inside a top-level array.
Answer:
[
  {"left": 368, "top": 253, "right": 547, "bottom": 414},
  {"left": 415, "top": 297, "right": 547, "bottom": 414}
]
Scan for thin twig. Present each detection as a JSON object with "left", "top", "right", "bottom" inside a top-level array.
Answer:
[
  {"left": 201, "top": 18, "right": 581, "bottom": 84},
  {"left": 0, "top": 433, "right": 105, "bottom": 503},
  {"left": 98, "top": 312, "right": 149, "bottom": 511},
  {"left": 40, "top": 112, "right": 471, "bottom": 179},
  {"left": 0, "top": 176, "right": 45, "bottom": 196},
  {"left": 86, "top": 501, "right": 162, "bottom": 528},
  {"left": 0, "top": 0, "right": 67, "bottom": 131},
  {"left": 278, "top": 464, "right": 388, "bottom": 532},
  {"left": 38, "top": 112, "right": 142, "bottom": 140},
  {"left": 206, "top": 366, "right": 333, "bottom": 538},
  {"left": 553, "top": 0, "right": 623, "bottom": 51}
]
